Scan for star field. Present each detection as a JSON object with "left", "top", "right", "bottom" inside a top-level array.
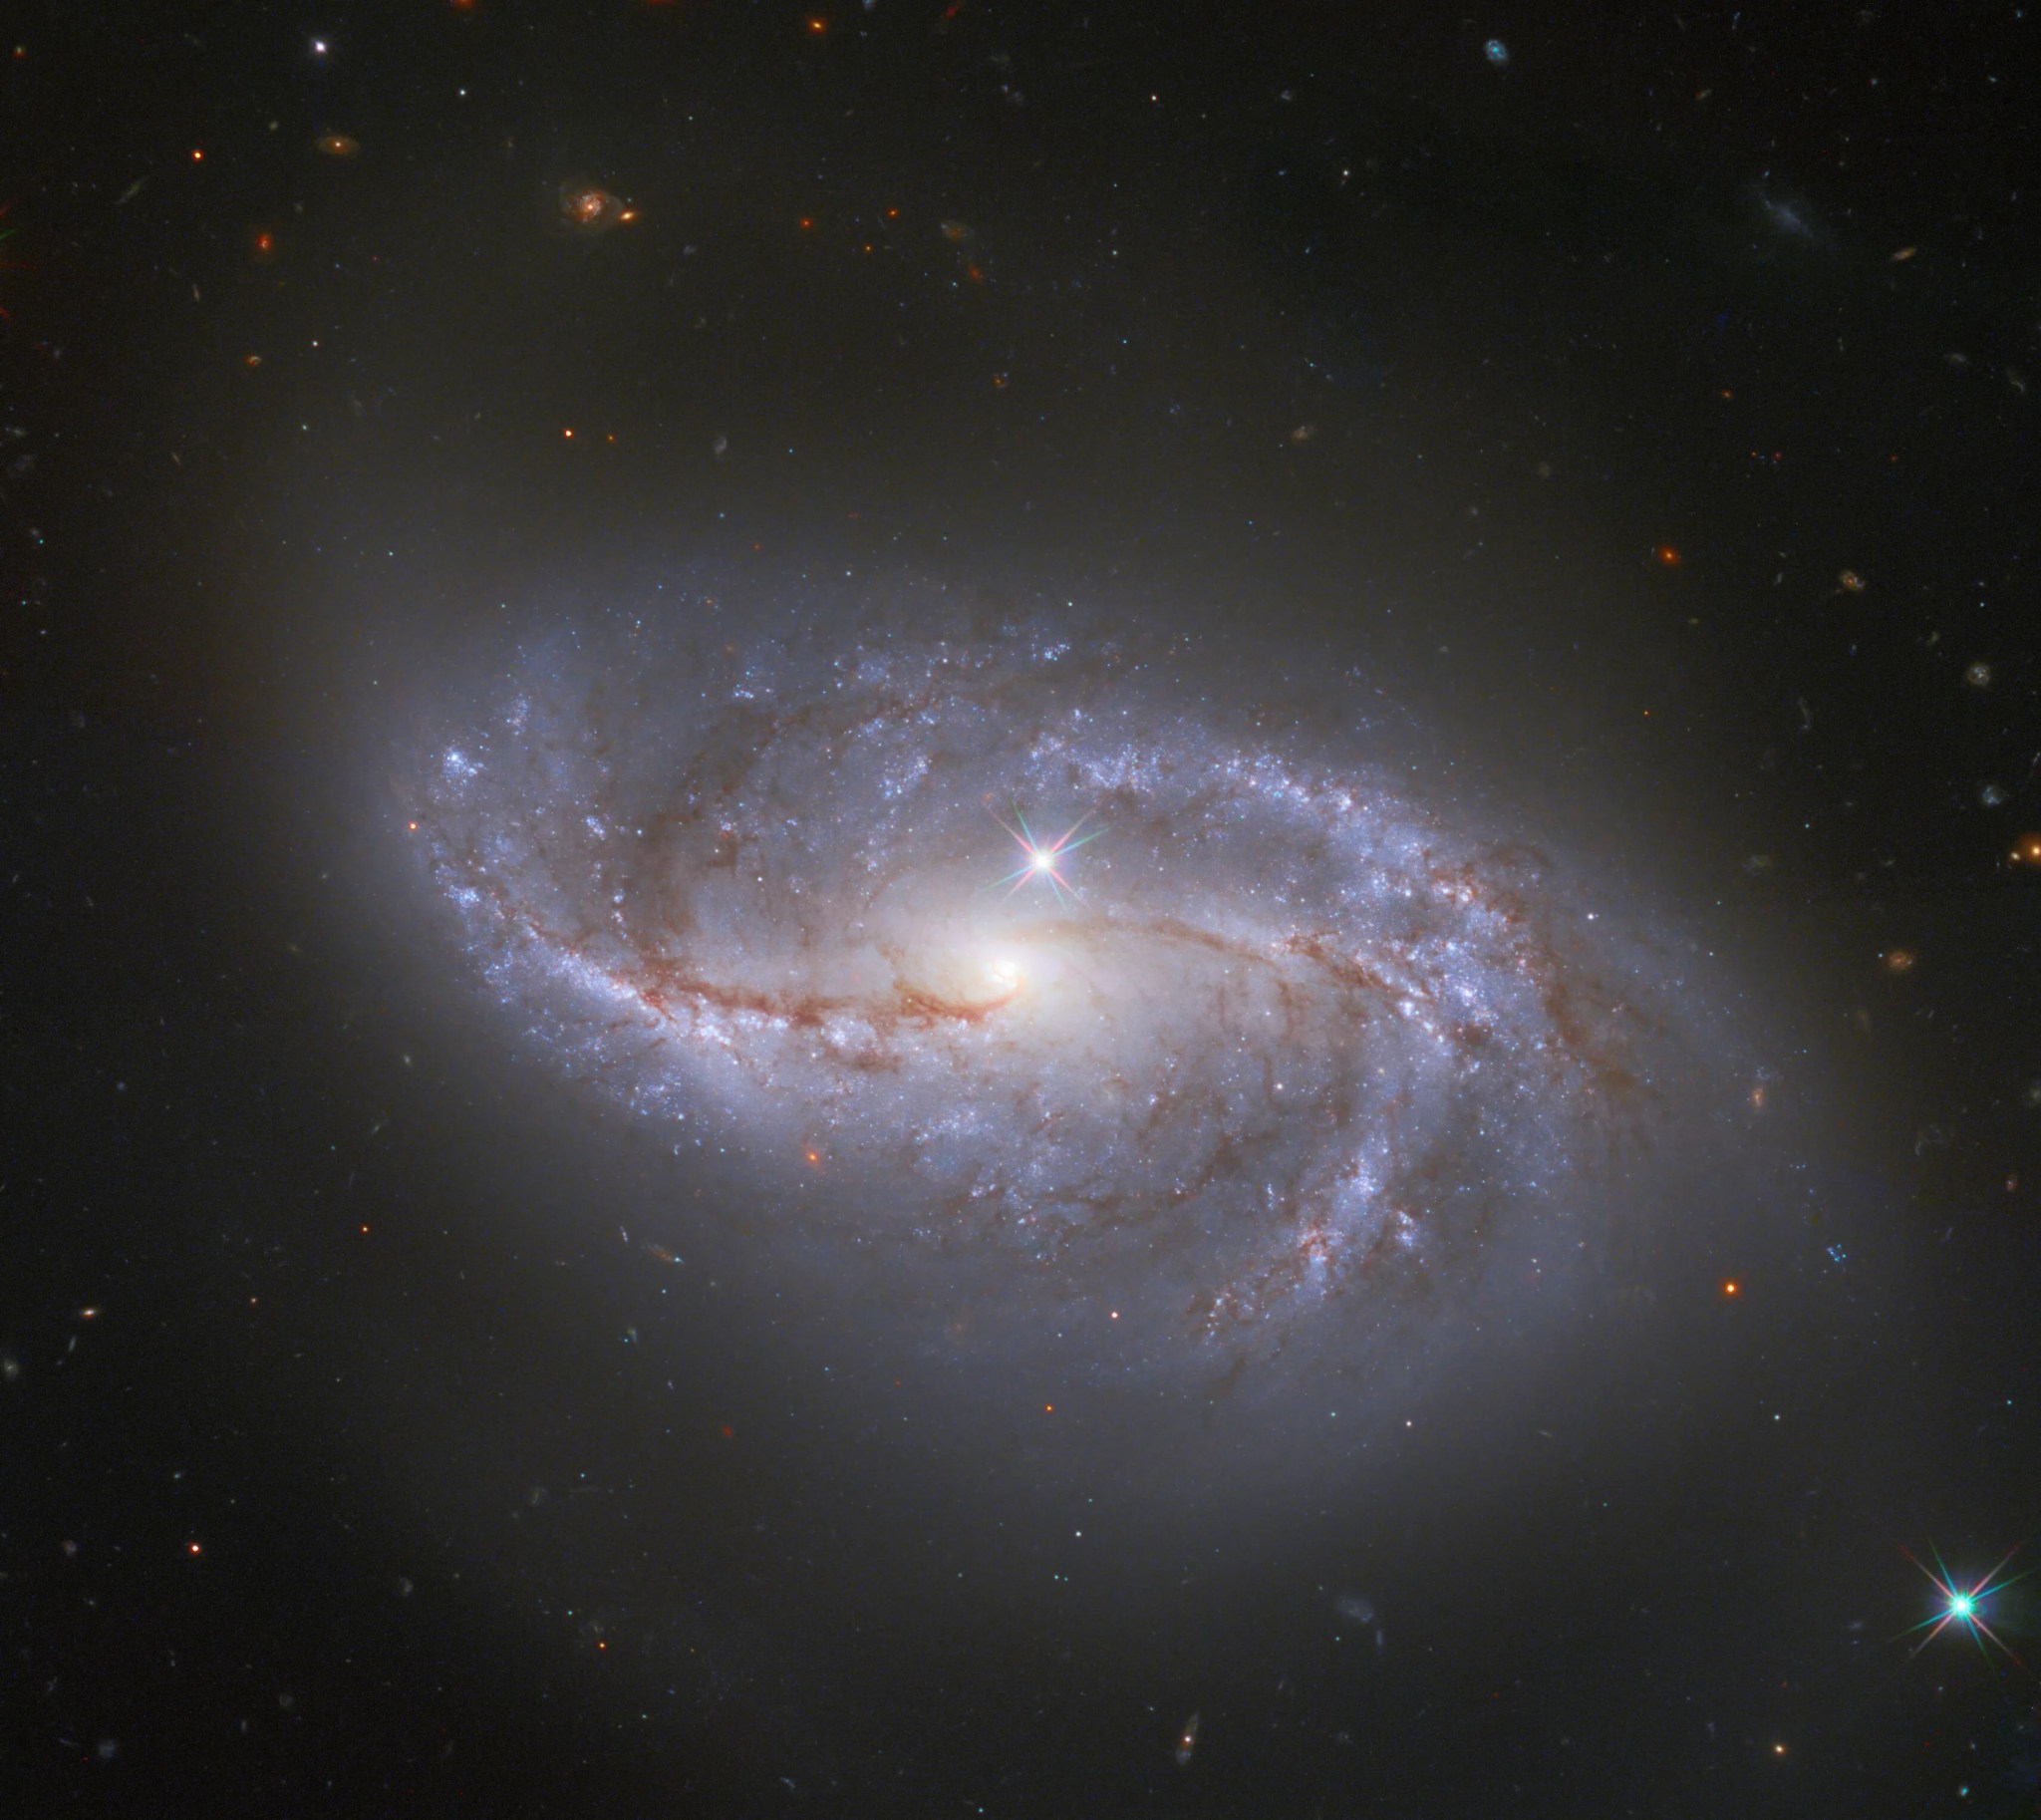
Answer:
[{"left": 6, "top": 2, "right": 2039, "bottom": 1814}]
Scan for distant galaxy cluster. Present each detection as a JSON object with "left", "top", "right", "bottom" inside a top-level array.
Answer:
[{"left": 414, "top": 568, "right": 1739, "bottom": 1379}]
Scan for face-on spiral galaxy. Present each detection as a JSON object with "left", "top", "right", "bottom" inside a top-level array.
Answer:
[{"left": 413, "top": 567, "right": 1745, "bottom": 1408}]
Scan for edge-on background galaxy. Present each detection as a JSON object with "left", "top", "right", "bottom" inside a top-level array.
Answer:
[{"left": 386, "top": 556, "right": 1785, "bottom": 1499}]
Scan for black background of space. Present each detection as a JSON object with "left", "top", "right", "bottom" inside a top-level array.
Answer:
[{"left": 5, "top": 2, "right": 2041, "bottom": 1814}]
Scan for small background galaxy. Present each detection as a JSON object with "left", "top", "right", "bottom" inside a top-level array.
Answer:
[{"left": 6, "top": 4, "right": 2041, "bottom": 1816}]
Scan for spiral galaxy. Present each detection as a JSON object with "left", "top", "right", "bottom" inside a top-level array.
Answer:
[{"left": 413, "top": 566, "right": 1742, "bottom": 1397}]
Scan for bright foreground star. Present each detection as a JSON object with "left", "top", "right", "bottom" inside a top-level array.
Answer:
[
  {"left": 1898, "top": 1540, "right": 2033, "bottom": 1671},
  {"left": 993, "top": 807, "right": 1100, "bottom": 904}
]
